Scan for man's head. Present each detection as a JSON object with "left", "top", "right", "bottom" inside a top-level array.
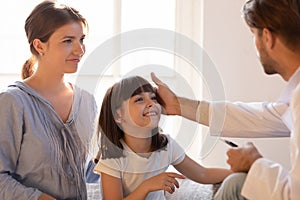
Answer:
[
  {"left": 242, "top": 0, "right": 300, "bottom": 52},
  {"left": 242, "top": 0, "right": 300, "bottom": 80}
]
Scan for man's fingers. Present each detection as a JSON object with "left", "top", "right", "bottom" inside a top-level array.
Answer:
[
  {"left": 160, "top": 106, "right": 167, "bottom": 115},
  {"left": 151, "top": 72, "right": 165, "bottom": 86}
]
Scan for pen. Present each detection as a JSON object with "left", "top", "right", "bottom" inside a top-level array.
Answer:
[{"left": 220, "top": 139, "right": 238, "bottom": 147}]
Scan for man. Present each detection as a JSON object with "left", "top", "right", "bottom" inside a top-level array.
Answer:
[{"left": 151, "top": 0, "right": 300, "bottom": 199}]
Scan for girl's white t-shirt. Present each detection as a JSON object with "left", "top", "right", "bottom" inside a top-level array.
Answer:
[{"left": 94, "top": 134, "right": 185, "bottom": 199}]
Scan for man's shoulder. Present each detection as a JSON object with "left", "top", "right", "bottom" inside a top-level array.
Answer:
[
  {"left": 293, "top": 83, "right": 300, "bottom": 99},
  {"left": 291, "top": 83, "right": 300, "bottom": 111}
]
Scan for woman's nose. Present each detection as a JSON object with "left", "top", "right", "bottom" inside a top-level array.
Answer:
[{"left": 73, "top": 42, "right": 85, "bottom": 56}]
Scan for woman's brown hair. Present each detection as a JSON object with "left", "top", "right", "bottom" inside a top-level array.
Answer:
[
  {"left": 22, "top": 0, "right": 88, "bottom": 79},
  {"left": 97, "top": 76, "right": 168, "bottom": 160}
]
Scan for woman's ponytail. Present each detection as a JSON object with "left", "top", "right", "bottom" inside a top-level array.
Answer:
[{"left": 21, "top": 56, "right": 36, "bottom": 79}]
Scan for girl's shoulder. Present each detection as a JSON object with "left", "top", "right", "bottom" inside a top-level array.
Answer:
[
  {"left": 162, "top": 133, "right": 176, "bottom": 143},
  {"left": 161, "top": 133, "right": 183, "bottom": 151}
]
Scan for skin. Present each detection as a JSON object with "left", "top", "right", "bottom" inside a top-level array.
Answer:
[
  {"left": 151, "top": 72, "right": 210, "bottom": 126},
  {"left": 226, "top": 27, "right": 299, "bottom": 172},
  {"left": 101, "top": 91, "right": 231, "bottom": 200},
  {"left": 24, "top": 22, "right": 86, "bottom": 123},
  {"left": 226, "top": 142, "right": 262, "bottom": 172},
  {"left": 117, "top": 92, "right": 162, "bottom": 139},
  {"left": 23, "top": 21, "right": 86, "bottom": 200},
  {"left": 151, "top": 26, "right": 300, "bottom": 173},
  {"left": 252, "top": 28, "right": 300, "bottom": 81}
]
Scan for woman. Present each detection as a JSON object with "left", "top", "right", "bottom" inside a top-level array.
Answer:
[{"left": 0, "top": 1, "right": 97, "bottom": 199}]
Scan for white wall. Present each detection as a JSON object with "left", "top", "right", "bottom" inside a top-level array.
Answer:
[
  {"left": 0, "top": 74, "right": 21, "bottom": 91},
  {"left": 200, "top": 0, "right": 290, "bottom": 169},
  {"left": 0, "top": 0, "right": 290, "bottom": 170}
]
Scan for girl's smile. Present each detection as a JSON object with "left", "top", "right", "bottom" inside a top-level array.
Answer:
[
  {"left": 117, "top": 91, "right": 162, "bottom": 138},
  {"left": 143, "top": 110, "right": 158, "bottom": 117}
]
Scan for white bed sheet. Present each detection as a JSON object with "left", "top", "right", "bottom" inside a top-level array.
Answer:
[{"left": 87, "top": 179, "right": 215, "bottom": 200}]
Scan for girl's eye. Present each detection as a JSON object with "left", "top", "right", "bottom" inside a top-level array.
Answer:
[
  {"left": 135, "top": 97, "right": 143, "bottom": 102},
  {"left": 151, "top": 96, "right": 158, "bottom": 102}
]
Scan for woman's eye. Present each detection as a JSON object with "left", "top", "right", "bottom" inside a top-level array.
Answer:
[{"left": 63, "top": 39, "right": 72, "bottom": 43}]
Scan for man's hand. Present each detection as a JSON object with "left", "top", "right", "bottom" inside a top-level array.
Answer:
[
  {"left": 150, "top": 72, "right": 181, "bottom": 115},
  {"left": 226, "top": 142, "right": 263, "bottom": 172}
]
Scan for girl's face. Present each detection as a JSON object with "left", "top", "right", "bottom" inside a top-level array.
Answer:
[
  {"left": 117, "top": 91, "right": 162, "bottom": 137},
  {"left": 40, "top": 22, "right": 86, "bottom": 74}
]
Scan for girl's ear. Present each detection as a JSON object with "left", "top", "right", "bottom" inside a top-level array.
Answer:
[
  {"left": 32, "top": 38, "right": 46, "bottom": 56},
  {"left": 114, "top": 109, "right": 122, "bottom": 124}
]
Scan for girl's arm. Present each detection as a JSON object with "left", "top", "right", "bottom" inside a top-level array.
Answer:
[
  {"left": 174, "top": 155, "right": 232, "bottom": 184},
  {"left": 38, "top": 193, "right": 55, "bottom": 200},
  {"left": 101, "top": 173, "right": 123, "bottom": 200},
  {"left": 101, "top": 172, "right": 185, "bottom": 200}
]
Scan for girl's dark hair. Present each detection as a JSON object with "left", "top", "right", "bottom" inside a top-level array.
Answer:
[
  {"left": 242, "top": 0, "right": 300, "bottom": 51},
  {"left": 97, "top": 76, "right": 168, "bottom": 160},
  {"left": 22, "top": 0, "right": 88, "bottom": 79}
]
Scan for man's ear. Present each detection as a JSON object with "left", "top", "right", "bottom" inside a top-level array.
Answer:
[
  {"left": 32, "top": 38, "right": 46, "bottom": 56},
  {"left": 263, "top": 28, "right": 276, "bottom": 49}
]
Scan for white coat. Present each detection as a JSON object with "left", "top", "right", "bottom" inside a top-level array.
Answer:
[{"left": 209, "top": 67, "right": 300, "bottom": 199}]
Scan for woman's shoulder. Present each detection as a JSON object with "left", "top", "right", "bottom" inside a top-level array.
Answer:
[
  {"left": 72, "top": 83, "right": 92, "bottom": 95},
  {"left": 0, "top": 81, "right": 27, "bottom": 101},
  {"left": 72, "top": 84, "right": 96, "bottom": 101},
  {"left": 0, "top": 82, "right": 30, "bottom": 112},
  {"left": 72, "top": 84, "right": 98, "bottom": 115}
]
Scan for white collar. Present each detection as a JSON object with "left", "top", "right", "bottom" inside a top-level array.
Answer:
[{"left": 278, "top": 66, "right": 300, "bottom": 104}]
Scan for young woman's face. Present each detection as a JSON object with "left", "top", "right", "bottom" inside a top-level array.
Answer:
[
  {"left": 118, "top": 91, "right": 162, "bottom": 137},
  {"left": 41, "top": 22, "right": 86, "bottom": 74}
]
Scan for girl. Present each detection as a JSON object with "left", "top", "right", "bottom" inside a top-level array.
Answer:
[
  {"left": 94, "top": 76, "right": 231, "bottom": 200},
  {"left": 0, "top": 1, "right": 97, "bottom": 199}
]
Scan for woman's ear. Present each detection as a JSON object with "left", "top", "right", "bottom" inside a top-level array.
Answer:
[{"left": 32, "top": 38, "right": 46, "bottom": 56}]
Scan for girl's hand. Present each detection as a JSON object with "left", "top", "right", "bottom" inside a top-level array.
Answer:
[
  {"left": 142, "top": 172, "right": 185, "bottom": 194},
  {"left": 38, "top": 193, "right": 55, "bottom": 200}
]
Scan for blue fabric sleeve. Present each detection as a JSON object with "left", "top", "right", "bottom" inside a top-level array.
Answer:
[{"left": 0, "top": 92, "right": 42, "bottom": 199}]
